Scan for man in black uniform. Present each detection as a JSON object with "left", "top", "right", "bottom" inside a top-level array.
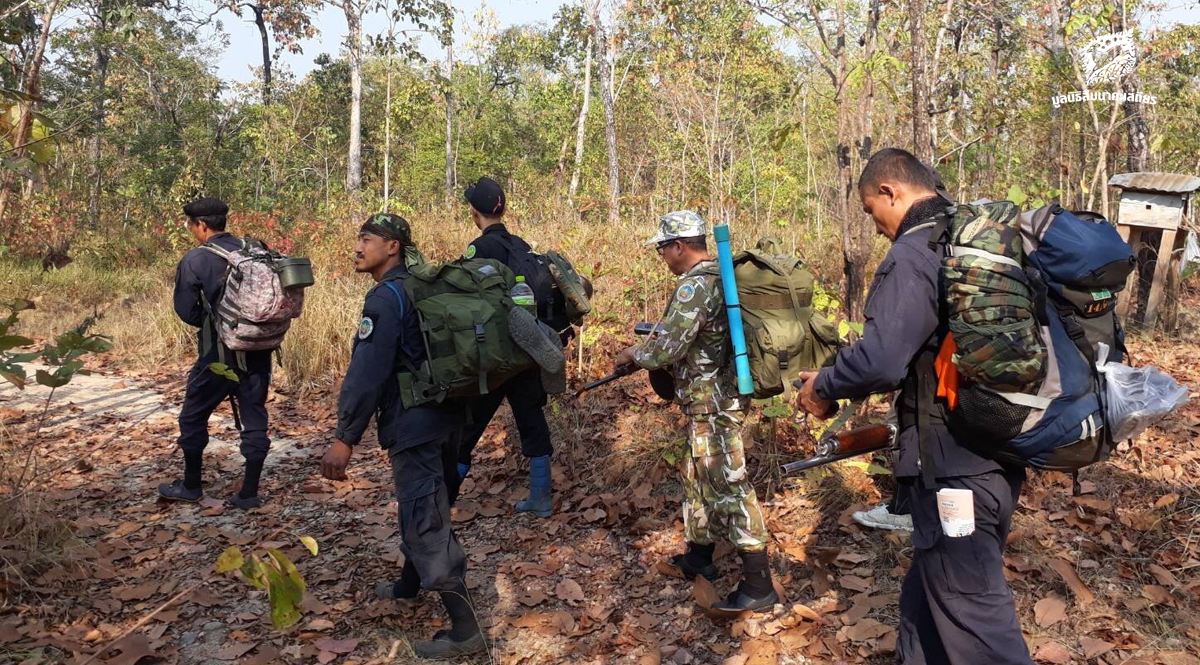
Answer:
[
  {"left": 796, "top": 149, "right": 1033, "bottom": 664},
  {"left": 455, "top": 177, "right": 556, "bottom": 518},
  {"left": 320, "top": 214, "right": 483, "bottom": 659},
  {"left": 158, "top": 197, "right": 272, "bottom": 511}
]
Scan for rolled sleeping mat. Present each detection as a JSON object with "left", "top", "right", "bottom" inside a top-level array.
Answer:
[
  {"left": 713, "top": 224, "right": 755, "bottom": 396},
  {"left": 537, "top": 320, "right": 568, "bottom": 395},
  {"left": 508, "top": 306, "right": 567, "bottom": 376}
]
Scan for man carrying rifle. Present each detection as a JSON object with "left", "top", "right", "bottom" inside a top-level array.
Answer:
[
  {"left": 795, "top": 148, "right": 1032, "bottom": 664},
  {"left": 612, "top": 211, "right": 777, "bottom": 614}
]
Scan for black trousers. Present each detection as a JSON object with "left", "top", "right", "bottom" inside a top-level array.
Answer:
[
  {"left": 896, "top": 470, "right": 1033, "bottom": 665},
  {"left": 457, "top": 368, "right": 552, "bottom": 465},
  {"left": 389, "top": 430, "right": 467, "bottom": 592},
  {"left": 177, "top": 358, "right": 271, "bottom": 462}
]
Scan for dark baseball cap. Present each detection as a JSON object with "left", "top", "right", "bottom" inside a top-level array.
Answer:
[
  {"left": 182, "top": 197, "right": 228, "bottom": 218},
  {"left": 464, "top": 177, "right": 505, "bottom": 216}
]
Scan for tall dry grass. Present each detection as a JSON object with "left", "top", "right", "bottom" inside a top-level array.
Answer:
[{"left": 1, "top": 198, "right": 858, "bottom": 391}]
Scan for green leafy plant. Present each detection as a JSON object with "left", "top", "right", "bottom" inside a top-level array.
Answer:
[
  {"left": 216, "top": 536, "right": 318, "bottom": 629},
  {"left": 0, "top": 300, "right": 112, "bottom": 390}
]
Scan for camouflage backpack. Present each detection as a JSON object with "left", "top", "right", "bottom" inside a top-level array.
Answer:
[
  {"left": 929, "top": 202, "right": 1135, "bottom": 471},
  {"left": 200, "top": 238, "right": 313, "bottom": 360},
  {"left": 703, "top": 238, "right": 841, "bottom": 398}
]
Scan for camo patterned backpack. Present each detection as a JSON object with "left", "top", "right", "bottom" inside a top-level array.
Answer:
[{"left": 930, "top": 202, "right": 1135, "bottom": 471}]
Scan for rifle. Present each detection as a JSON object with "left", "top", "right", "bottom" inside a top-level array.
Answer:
[
  {"left": 781, "top": 423, "right": 896, "bottom": 475},
  {"left": 575, "top": 322, "right": 665, "bottom": 396}
]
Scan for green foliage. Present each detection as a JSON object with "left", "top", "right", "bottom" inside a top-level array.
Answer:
[
  {"left": 216, "top": 537, "right": 316, "bottom": 629},
  {"left": 0, "top": 300, "right": 111, "bottom": 390},
  {"left": 208, "top": 363, "right": 240, "bottom": 383}
]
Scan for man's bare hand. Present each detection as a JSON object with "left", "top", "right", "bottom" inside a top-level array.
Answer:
[
  {"left": 612, "top": 345, "right": 638, "bottom": 371},
  {"left": 796, "top": 371, "right": 835, "bottom": 419},
  {"left": 320, "top": 439, "right": 354, "bottom": 480}
]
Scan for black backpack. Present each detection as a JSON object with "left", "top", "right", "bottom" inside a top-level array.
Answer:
[{"left": 496, "top": 235, "right": 570, "bottom": 335}]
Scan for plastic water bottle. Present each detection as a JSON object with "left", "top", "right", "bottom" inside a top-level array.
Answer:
[{"left": 511, "top": 276, "right": 537, "bottom": 315}]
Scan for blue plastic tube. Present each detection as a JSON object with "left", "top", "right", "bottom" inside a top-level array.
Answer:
[{"left": 713, "top": 224, "right": 755, "bottom": 395}]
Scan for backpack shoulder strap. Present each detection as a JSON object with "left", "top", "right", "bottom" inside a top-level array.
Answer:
[{"left": 200, "top": 243, "right": 234, "bottom": 261}]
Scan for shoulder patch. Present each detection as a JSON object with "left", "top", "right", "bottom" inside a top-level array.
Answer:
[
  {"left": 465, "top": 244, "right": 477, "bottom": 259},
  {"left": 357, "top": 316, "right": 375, "bottom": 340},
  {"left": 675, "top": 282, "right": 697, "bottom": 304}
]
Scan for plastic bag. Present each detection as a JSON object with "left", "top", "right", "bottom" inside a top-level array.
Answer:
[
  {"left": 1183, "top": 230, "right": 1199, "bottom": 279},
  {"left": 1096, "top": 345, "right": 1190, "bottom": 441}
]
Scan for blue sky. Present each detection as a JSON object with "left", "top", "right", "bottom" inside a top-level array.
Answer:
[
  {"left": 215, "top": 0, "right": 564, "bottom": 84},
  {"left": 213, "top": 0, "right": 1200, "bottom": 85}
]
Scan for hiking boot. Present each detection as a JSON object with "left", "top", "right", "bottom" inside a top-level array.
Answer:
[
  {"left": 852, "top": 503, "right": 914, "bottom": 533},
  {"left": 158, "top": 479, "right": 202, "bottom": 503},
  {"left": 226, "top": 494, "right": 263, "bottom": 511},
  {"left": 711, "top": 588, "right": 779, "bottom": 614},
  {"left": 412, "top": 630, "right": 486, "bottom": 659},
  {"left": 514, "top": 455, "right": 553, "bottom": 518}
]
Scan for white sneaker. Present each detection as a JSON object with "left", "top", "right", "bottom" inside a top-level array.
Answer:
[{"left": 852, "top": 503, "right": 914, "bottom": 532}]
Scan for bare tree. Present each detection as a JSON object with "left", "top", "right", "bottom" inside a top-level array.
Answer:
[
  {"left": 342, "top": 0, "right": 363, "bottom": 192},
  {"left": 569, "top": 34, "right": 592, "bottom": 204},
  {"left": 910, "top": 0, "right": 933, "bottom": 163}
]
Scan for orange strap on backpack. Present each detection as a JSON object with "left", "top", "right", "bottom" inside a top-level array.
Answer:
[{"left": 934, "top": 335, "right": 960, "bottom": 410}]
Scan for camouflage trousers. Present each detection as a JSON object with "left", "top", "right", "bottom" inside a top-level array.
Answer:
[{"left": 680, "top": 409, "right": 769, "bottom": 552}]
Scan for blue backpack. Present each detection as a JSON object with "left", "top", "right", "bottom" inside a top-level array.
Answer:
[{"left": 935, "top": 204, "right": 1136, "bottom": 471}]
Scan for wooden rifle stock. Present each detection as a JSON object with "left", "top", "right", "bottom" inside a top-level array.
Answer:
[{"left": 781, "top": 424, "right": 896, "bottom": 475}]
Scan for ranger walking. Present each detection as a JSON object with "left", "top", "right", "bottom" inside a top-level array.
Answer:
[
  {"left": 612, "top": 211, "right": 778, "bottom": 613},
  {"left": 158, "top": 197, "right": 273, "bottom": 510},
  {"left": 455, "top": 177, "right": 558, "bottom": 518},
  {"left": 319, "top": 214, "right": 484, "bottom": 659}
]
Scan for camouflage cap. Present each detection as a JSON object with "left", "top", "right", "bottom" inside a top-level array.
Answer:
[
  {"left": 645, "top": 210, "right": 708, "bottom": 246},
  {"left": 360, "top": 213, "right": 413, "bottom": 245}
]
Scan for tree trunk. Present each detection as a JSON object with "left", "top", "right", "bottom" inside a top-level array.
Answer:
[
  {"left": 383, "top": 24, "right": 393, "bottom": 207},
  {"left": 0, "top": 0, "right": 61, "bottom": 224},
  {"left": 251, "top": 4, "right": 272, "bottom": 106},
  {"left": 1122, "top": 68, "right": 1149, "bottom": 172},
  {"left": 587, "top": 1, "right": 619, "bottom": 226},
  {"left": 909, "top": 0, "right": 932, "bottom": 163},
  {"left": 444, "top": 15, "right": 454, "bottom": 197},
  {"left": 343, "top": 0, "right": 362, "bottom": 192},
  {"left": 842, "top": 0, "right": 881, "bottom": 324},
  {"left": 87, "top": 42, "right": 109, "bottom": 222},
  {"left": 569, "top": 34, "right": 592, "bottom": 205}
]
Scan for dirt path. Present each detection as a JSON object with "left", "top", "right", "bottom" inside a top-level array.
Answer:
[{"left": 2, "top": 340, "right": 1200, "bottom": 665}]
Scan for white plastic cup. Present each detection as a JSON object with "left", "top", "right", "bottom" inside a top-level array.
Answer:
[{"left": 936, "top": 488, "right": 976, "bottom": 537}]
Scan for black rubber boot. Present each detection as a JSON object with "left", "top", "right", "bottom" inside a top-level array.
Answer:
[
  {"left": 376, "top": 559, "right": 421, "bottom": 601},
  {"left": 712, "top": 550, "right": 778, "bottom": 614},
  {"left": 158, "top": 479, "right": 202, "bottom": 503},
  {"left": 227, "top": 459, "right": 265, "bottom": 510},
  {"left": 413, "top": 585, "right": 485, "bottom": 659},
  {"left": 226, "top": 494, "right": 263, "bottom": 510},
  {"left": 669, "top": 542, "right": 718, "bottom": 581}
]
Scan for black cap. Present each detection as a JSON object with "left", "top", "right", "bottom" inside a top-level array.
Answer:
[
  {"left": 464, "top": 177, "right": 505, "bottom": 216},
  {"left": 183, "top": 197, "right": 229, "bottom": 218}
]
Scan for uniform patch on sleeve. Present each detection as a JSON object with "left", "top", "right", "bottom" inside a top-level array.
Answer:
[
  {"left": 675, "top": 283, "right": 697, "bottom": 303},
  {"left": 357, "top": 316, "right": 375, "bottom": 340},
  {"left": 465, "top": 244, "right": 477, "bottom": 259}
]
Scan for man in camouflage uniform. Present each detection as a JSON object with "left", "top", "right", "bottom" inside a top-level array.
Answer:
[{"left": 613, "top": 211, "right": 778, "bottom": 613}]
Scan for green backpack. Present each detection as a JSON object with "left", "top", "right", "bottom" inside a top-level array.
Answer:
[
  {"left": 717, "top": 238, "right": 841, "bottom": 398},
  {"left": 393, "top": 258, "right": 536, "bottom": 408}
]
